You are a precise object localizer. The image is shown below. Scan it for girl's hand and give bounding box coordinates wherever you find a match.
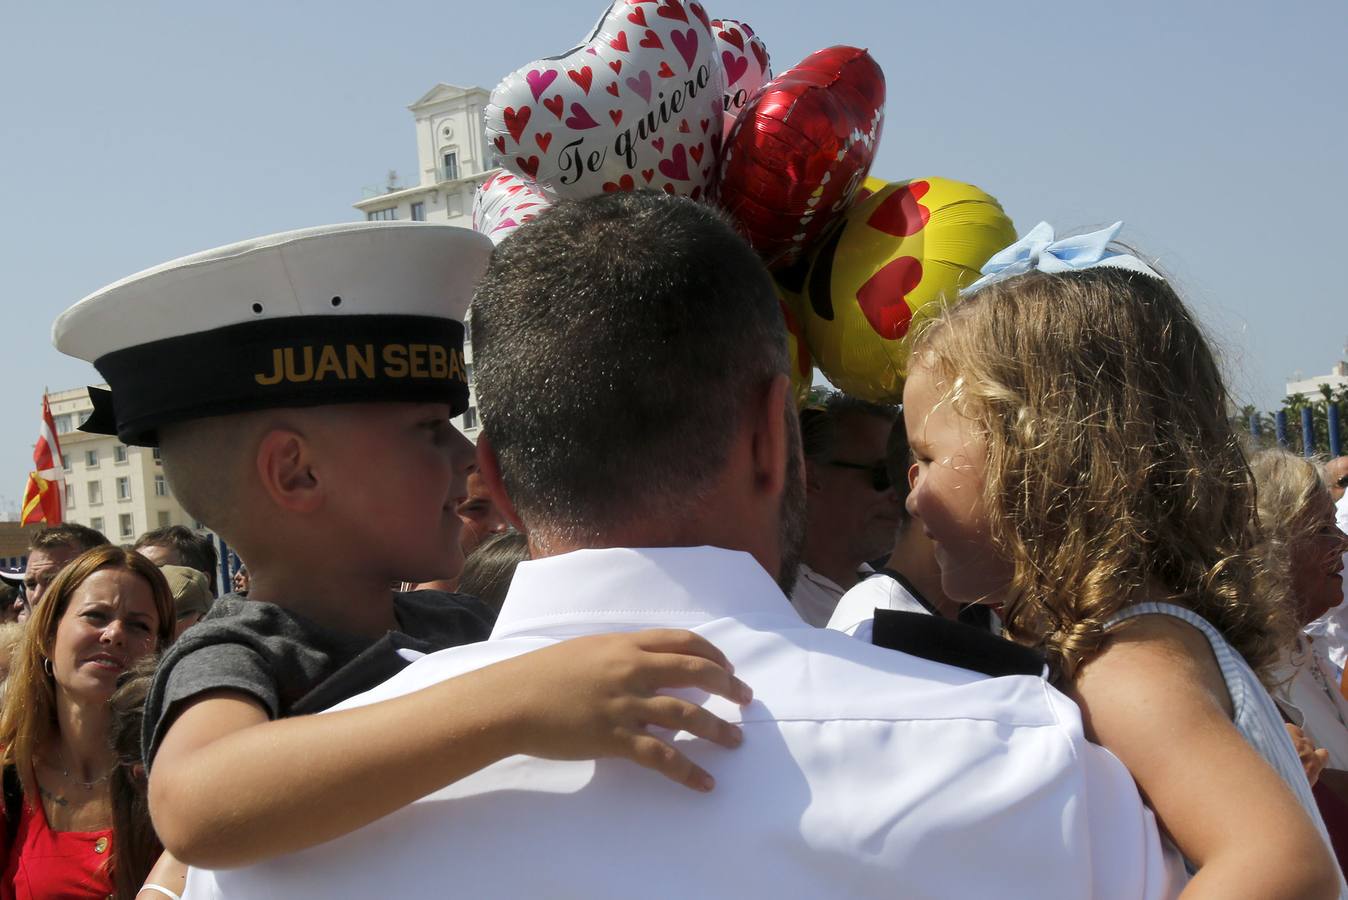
[1285,723,1330,786]
[505,629,753,792]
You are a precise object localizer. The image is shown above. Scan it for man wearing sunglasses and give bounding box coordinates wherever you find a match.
[1,523,109,623]
[791,395,902,626]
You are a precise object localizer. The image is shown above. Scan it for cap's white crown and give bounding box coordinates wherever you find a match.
[54,222,493,362]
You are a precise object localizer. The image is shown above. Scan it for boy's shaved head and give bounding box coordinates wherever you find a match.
[159,412,275,542]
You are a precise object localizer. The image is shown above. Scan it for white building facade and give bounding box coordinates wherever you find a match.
[47,386,201,543]
[1287,361,1348,400]
[353,83,496,440]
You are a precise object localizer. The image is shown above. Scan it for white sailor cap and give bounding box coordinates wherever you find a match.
[53,222,492,446]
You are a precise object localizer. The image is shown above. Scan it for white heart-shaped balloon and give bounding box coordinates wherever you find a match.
[710,19,771,140]
[472,172,553,245]
[484,0,725,202]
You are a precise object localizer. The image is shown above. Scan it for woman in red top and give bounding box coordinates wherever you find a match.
[0,545,173,899]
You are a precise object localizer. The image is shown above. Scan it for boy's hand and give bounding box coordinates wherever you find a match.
[504,629,753,792]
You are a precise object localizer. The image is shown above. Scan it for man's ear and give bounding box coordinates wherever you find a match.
[255,427,322,514]
[476,432,525,533]
[750,374,792,497]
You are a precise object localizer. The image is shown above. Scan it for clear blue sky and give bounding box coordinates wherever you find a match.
[1,0,1344,513]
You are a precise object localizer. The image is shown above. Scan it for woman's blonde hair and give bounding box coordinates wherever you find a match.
[912,267,1292,682]
[0,545,174,800]
[1250,448,1329,613]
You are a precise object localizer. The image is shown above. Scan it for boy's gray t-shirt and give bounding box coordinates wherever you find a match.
[143,590,493,768]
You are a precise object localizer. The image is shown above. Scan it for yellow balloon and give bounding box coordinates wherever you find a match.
[798,177,1016,403]
[777,288,814,409]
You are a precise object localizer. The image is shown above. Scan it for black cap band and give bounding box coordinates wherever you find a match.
[83,314,468,446]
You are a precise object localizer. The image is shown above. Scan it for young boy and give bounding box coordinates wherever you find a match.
[53,222,751,868]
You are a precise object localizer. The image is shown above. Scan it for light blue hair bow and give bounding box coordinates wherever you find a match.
[964,221,1161,293]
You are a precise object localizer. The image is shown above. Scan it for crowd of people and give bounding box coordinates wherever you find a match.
[0,191,1345,897]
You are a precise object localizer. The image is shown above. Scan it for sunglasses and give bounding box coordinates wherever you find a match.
[826,460,892,492]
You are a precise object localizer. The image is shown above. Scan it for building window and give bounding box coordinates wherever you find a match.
[53,414,72,433]
[114,445,128,463]
[87,481,102,505]
[154,475,168,497]
[85,449,99,468]
[410,201,426,222]
[152,447,162,464]
[157,510,171,527]
[466,363,474,384]
[119,513,134,539]
[90,516,104,533]
[65,487,75,509]
[462,407,479,430]
[463,320,472,345]
[63,454,72,472]
[366,207,397,221]
[116,477,131,501]
[442,151,459,182]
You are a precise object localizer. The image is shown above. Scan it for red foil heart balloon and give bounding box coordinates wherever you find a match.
[718,46,885,269]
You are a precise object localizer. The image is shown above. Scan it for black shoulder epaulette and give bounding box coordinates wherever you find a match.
[870,609,1045,678]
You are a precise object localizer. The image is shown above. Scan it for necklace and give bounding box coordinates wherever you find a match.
[42,752,112,791]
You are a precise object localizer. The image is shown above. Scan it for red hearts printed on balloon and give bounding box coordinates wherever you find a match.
[493,135,506,154]
[642,168,655,182]
[503,106,532,143]
[483,0,721,199]
[526,69,558,101]
[717,45,885,268]
[857,256,921,339]
[659,144,690,180]
[473,171,553,245]
[603,174,636,192]
[711,19,771,141]
[751,41,768,74]
[565,103,600,129]
[867,181,931,237]
[689,2,709,31]
[657,0,687,22]
[568,66,594,94]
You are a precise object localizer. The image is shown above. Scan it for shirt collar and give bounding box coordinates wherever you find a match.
[490,546,793,640]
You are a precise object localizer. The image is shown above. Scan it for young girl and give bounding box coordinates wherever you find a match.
[902,223,1344,899]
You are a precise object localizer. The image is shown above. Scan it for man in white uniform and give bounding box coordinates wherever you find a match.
[186,193,1182,899]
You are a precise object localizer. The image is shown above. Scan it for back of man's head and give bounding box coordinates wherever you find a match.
[134,525,220,594]
[473,191,787,542]
[31,522,109,554]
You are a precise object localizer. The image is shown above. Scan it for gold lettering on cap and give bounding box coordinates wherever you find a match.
[314,345,346,381]
[383,344,409,378]
[429,344,448,379]
[255,348,286,386]
[409,343,429,378]
[448,348,466,383]
[347,344,375,380]
[284,346,315,383]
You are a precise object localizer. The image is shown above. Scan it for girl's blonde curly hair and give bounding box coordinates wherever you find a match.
[912,267,1293,683]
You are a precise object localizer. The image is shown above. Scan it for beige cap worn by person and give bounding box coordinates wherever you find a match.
[159,564,213,621]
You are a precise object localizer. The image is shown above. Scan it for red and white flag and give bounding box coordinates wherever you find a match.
[20,395,65,526]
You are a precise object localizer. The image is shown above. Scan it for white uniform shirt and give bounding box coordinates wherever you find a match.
[828,570,932,641]
[185,547,1183,900]
[1305,491,1348,674]
[789,561,871,626]
[1275,634,1348,769]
